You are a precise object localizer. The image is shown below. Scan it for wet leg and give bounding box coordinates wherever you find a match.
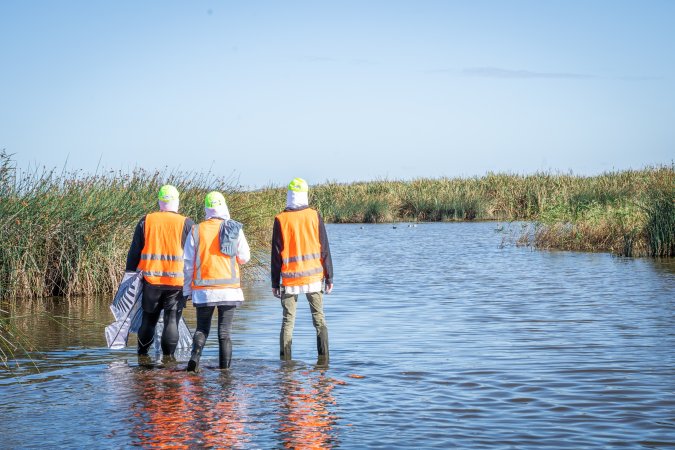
[137,286,162,355]
[307,291,329,361]
[187,306,214,372]
[217,305,236,369]
[280,293,297,360]
[160,290,182,356]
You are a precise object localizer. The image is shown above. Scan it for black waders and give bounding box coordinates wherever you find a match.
[187,331,206,373]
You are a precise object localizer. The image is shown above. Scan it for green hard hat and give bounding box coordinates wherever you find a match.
[288,177,309,193]
[158,185,179,202]
[204,191,226,208]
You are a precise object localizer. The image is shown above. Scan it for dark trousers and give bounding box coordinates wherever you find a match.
[193,305,236,368]
[137,285,184,356]
[195,305,236,341]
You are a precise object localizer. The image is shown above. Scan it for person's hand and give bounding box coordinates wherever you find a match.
[272,288,281,299]
[324,283,333,294]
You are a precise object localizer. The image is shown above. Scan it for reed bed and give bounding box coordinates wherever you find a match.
[0,151,279,300]
[2,150,672,301]
[302,167,672,257]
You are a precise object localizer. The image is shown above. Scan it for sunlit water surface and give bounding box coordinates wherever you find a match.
[2,223,674,448]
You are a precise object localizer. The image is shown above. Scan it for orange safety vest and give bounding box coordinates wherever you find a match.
[276,208,324,287]
[191,219,241,290]
[137,211,186,286]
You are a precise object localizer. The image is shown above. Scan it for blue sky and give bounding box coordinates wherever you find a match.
[1,1,673,188]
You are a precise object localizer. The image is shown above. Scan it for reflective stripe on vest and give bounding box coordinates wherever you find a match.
[191,219,240,290]
[276,208,324,287]
[137,211,186,286]
[140,254,182,261]
[282,253,321,264]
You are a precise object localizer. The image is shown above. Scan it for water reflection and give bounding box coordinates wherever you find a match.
[129,368,192,448]
[125,365,253,448]
[100,358,342,449]
[277,362,340,449]
[187,373,252,448]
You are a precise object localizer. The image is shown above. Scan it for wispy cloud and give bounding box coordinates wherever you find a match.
[462,67,596,79]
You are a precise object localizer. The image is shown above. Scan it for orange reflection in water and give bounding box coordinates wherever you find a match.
[129,369,193,449]
[122,360,339,448]
[278,367,339,449]
[189,374,252,448]
[128,365,251,448]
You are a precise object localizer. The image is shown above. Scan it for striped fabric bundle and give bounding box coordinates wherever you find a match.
[105,272,144,349]
[105,272,192,351]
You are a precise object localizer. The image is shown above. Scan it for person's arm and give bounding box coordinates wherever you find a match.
[181,217,195,248]
[236,229,251,265]
[271,217,283,296]
[125,217,145,271]
[183,226,196,298]
[318,213,333,292]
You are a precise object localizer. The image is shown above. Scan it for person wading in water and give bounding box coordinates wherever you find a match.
[271,178,334,363]
[126,184,194,361]
[184,191,250,372]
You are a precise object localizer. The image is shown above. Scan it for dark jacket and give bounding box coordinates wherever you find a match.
[125,212,194,290]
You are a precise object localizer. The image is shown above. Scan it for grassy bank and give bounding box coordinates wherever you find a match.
[1,150,672,300]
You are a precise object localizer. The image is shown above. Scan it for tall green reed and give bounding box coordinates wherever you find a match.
[642,169,674,257]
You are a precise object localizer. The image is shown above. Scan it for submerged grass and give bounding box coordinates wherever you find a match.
[0,304,38,370]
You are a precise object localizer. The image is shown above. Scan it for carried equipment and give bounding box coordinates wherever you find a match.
[105,272,192,351]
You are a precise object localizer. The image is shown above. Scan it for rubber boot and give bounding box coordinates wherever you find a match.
[280,340,292,361]
[219,338,232,369]
[137,354,152,366]
[161,354,177,368]
[187,331,206,373]
[316,327,329,363]
[137,335,154,356]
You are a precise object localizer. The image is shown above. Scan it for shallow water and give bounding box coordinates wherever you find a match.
[2,222,674,448]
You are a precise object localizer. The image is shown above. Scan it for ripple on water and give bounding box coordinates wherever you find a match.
[2,223,675,448]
